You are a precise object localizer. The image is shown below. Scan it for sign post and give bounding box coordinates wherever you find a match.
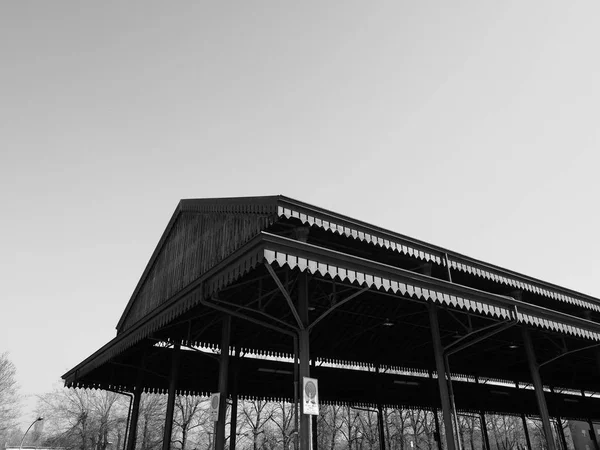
[210,392,220,422]
[302,377,319,416]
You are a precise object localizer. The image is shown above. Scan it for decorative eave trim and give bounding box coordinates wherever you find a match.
[258,233,600,341]
[277,205,444,265]
[276,197,600,312]
[449,259,600,312]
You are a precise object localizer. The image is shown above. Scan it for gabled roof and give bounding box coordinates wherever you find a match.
[64,196,600,412]
[117,195,600,333]
[116,196,282,331]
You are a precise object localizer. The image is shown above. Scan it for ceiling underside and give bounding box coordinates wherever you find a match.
[70,343,600,420]
[66,260,600,420]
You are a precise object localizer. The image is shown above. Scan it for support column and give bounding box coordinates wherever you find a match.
[126,352,146,450]
[444,355,462,450]
[376,366,386,450]
[126,386,142,450]
[125,350,146,450]
[475,377,489,450]
[294,336,300,450]
[555,417,568,450]
[312,411,318,450]
[162,342,181,450]
[515,382,532,450]
[548,388,568,450]
[521,327,556,450]
[433,409,443,450]
[377,404,386,450]
[311,359,318,450]
[521,414,532,450]
[297,272,311,450]
[215,315,232,450]
[429,371,443,450]
[229,346,240,450]
[428,303,456,450]
[479,412,490,450]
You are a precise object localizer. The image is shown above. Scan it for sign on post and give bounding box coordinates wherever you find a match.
[210,393,220,422]
[302,377,319,415]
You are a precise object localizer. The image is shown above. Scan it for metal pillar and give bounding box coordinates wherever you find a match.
[521,327,556,450]
[433,409,443,450]
[514,383,532,450]
[548,388,568,450]
[521,414,532,450]
[555,417,568,450]
[294,336,300,450]
[374,366,385,450]
[298,272,311,450]
[444,355,462,450]
[162,342,181,450]
[429,371,443,450]
[428,303,456,450]
[215,316,232,450]
[312,414,318,450]
[311,358,318,450]
[479,412,490,450]
[126,386,142,450]
[230,347,240,450]
[375,366,386,450]
[377,404,386,450]
[125,352,146,450]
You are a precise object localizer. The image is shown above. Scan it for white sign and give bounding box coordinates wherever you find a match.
[210,393,220,422]
[302,377,319,415]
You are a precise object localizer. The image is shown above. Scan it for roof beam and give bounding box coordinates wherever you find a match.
[265,264,304,330]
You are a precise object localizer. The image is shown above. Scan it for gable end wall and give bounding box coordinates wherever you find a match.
[120,211,274,331]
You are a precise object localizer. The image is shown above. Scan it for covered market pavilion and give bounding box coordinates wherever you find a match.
[63,196,600,450]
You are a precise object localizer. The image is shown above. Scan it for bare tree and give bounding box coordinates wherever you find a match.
[356,409,379,450]
[339,405,362,450]
[172,396,210,450]
[269,401,297,450]
[420,410,439,450]
[318,404,344,450]
[407,409,427,449]
[456,415,480,450]
[139,393,167,450]
[0,352,21,442]
[388,409,409,450]
[240,399,274,450]
[38,387,128,450]
[488,414,523,450]
[527,418,574,450]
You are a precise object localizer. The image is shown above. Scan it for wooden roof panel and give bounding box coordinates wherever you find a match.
[116,195,600,336]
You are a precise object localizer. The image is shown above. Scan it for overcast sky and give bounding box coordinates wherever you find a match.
[2,1,600,426]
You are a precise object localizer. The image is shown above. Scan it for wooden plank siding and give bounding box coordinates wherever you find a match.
[120,211,274,331]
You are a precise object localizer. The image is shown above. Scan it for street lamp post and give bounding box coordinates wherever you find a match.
[19,417,44,449]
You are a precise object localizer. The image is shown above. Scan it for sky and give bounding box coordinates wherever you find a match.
[1,1,600,427]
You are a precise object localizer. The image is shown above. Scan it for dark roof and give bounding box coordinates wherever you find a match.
[63,195,600,419]
[117,195,600,332]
